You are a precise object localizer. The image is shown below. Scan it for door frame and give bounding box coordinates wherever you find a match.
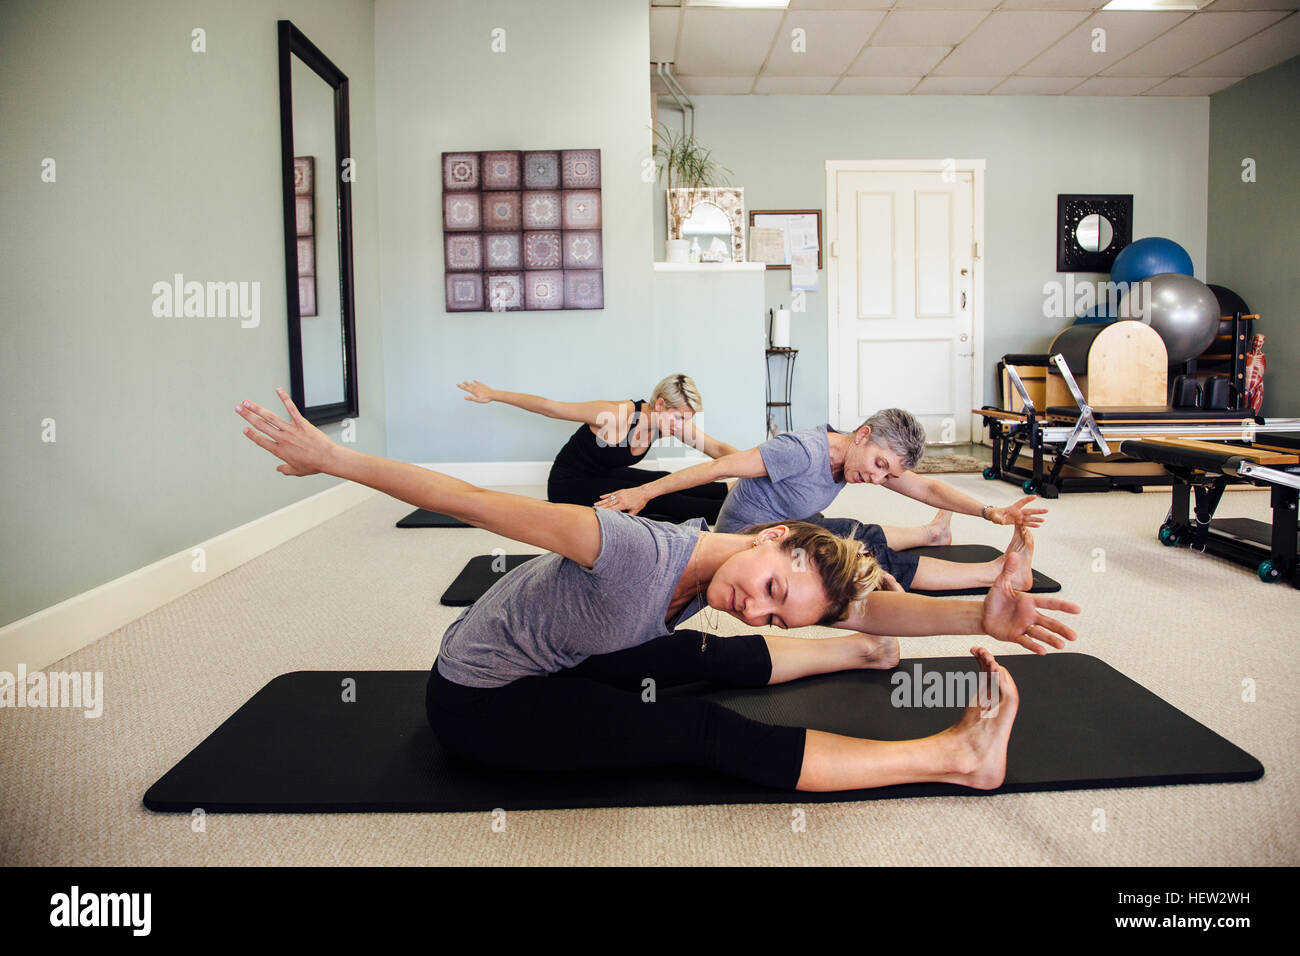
[825,159,986,443]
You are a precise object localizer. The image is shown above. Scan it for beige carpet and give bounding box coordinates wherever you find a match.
[2,475,1297,866]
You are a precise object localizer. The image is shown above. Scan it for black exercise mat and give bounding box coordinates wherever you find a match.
[397,509,470,528]
[440,554,540,606]
[439,545,1060,606]
[907,544,1061,596]
[142,655,1263,813]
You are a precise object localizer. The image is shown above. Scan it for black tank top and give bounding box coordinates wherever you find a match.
[551,400,654,476]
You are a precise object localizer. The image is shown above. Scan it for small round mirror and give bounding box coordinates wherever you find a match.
[1076,213,1114,253]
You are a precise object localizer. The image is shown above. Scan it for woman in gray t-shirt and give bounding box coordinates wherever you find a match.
[237,389,1079,794]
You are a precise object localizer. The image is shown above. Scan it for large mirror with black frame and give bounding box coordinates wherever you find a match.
[277,20,358,425]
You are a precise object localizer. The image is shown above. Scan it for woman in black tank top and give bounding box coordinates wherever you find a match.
[456,374,736,523]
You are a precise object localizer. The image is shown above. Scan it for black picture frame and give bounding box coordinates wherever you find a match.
[1056,194,1132,273]
[277,20,359,426]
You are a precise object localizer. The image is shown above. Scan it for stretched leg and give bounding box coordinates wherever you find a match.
[427,647,1017,793]
[910,526,1034,592]
[880,510,952,550]
[795,647,1018,792]
[557,629,899,694]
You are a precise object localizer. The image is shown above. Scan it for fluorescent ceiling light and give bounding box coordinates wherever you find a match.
[686,1,790,9]
[1102,0,1215,10]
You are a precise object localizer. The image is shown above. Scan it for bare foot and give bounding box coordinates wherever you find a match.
[926,510,953,546]
[1000,526,1035,590]
[938,647,1019,790]
[855,633,900,670]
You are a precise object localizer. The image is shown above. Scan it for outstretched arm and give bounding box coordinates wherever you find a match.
[457,380,619,428]
[595,447,768,515]
[836,552,1079,654]
[237,389,602,567]
[883,471,1047,528]
[678,420,741,459]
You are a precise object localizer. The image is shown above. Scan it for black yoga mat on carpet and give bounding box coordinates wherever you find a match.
[142,655,1262,813]
[439,545,1061,606]
[397,509,470,528]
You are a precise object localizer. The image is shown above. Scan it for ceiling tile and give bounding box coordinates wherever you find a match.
[992,75,1087,93]
[913,75,1003,93]
[753,75,841,93]
[833,75,923,92]
[1184,11,1300,74]
[1102,11,1289,75]
[848,44,952,74]
[931,11,1092,75]
[675,8,785,74]
[650,8,680,63]
[1068,75,1162,94]
[671,75,758,95]
[895,0,1000,8]
[998,0,1106,8]
[1019,12,1189,75]
[870,10,988,45]
[788,0,894,8]
[763,11,886,74]
[1143,76,1244,94]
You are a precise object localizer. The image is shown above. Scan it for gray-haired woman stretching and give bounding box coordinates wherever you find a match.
[236,388,1079,793]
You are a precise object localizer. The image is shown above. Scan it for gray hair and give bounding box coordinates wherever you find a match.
[859,408,926,470]
[651,374,703,413]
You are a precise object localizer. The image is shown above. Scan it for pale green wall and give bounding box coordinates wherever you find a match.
[0,0,386,626]
[1208,55,1300,419]
[374,0,769,462]
[655,95,1211,429]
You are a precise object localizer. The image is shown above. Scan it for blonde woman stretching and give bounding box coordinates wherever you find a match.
[236,388,1080,793]
[458,373,737,523]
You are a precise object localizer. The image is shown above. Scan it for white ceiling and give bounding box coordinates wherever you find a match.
[649,0,1300,95]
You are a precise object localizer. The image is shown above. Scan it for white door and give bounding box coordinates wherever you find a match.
[828,165,980,443]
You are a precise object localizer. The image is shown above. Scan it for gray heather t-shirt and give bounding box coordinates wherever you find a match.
[435,509,708,688]
[713,425,844,533]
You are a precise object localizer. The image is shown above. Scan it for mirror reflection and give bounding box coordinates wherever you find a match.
[291,54,345,408]
[1076,213,1114,253]
[681,201,732,263]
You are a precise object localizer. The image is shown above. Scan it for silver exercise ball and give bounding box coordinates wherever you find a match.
[1117,272,1220,365]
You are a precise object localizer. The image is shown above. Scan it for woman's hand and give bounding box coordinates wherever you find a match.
[979,552,1079,654]
[236,387,339,477]
[987,495,1048,528]
[457,380,496,404]
[595,487,648,516]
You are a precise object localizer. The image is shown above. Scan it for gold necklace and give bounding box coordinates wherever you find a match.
[692,538,718,651]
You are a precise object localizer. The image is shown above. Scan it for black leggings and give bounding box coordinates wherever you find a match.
[426,631,807,790]
[547,466,730,524]
[805,515,921,590]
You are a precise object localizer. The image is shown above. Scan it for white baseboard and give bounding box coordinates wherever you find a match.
[0,480,375,675]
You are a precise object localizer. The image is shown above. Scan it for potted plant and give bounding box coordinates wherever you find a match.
[653,124,731,262]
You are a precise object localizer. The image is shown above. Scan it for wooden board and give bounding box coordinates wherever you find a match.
[1140,437,1299,466]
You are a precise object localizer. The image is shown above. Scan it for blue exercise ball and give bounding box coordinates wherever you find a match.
[1074,303,1118,325]
[1111,237,1194,289]
[1117,272,1220,364]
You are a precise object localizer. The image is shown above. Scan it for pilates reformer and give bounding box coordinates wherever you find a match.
[1119,435,1300,588]
[977,354,1300,499]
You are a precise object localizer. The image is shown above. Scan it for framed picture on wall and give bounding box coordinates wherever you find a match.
[748,209,822,270]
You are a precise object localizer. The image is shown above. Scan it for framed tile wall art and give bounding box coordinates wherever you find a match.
[442,149,603,312]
